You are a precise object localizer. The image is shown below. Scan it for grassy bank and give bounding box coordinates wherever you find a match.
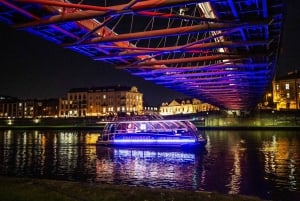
[0,176,265,201]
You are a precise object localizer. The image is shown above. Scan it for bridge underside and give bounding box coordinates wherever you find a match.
[0,0,284,110]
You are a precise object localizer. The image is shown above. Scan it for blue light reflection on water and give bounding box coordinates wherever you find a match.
[0,129,299,201]
[95,146,205,189]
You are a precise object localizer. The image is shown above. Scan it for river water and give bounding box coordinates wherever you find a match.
[0,129,299,201]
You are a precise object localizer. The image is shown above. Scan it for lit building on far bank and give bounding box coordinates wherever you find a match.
[0,96,58,118]
[0,96,21,118]
[159,98,219,116]
[273,71,300,110]
[143,105,159,114]
[59,86,143,117]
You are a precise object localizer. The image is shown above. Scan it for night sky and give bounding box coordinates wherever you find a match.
[0,23,187,105]
[277,0,300,76]
[0,1,300,105]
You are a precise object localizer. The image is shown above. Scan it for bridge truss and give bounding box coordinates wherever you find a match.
[0,0,284,110]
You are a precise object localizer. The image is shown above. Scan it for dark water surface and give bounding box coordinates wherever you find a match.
[0,129,299,201]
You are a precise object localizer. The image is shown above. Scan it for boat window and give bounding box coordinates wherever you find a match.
[151,122,164,130]
[109,124,115,133]
[140,123,146,131]
[116,123,128,133]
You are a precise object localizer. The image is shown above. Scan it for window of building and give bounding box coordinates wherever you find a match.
[285,83,290,90]
[287,92,290,98]
[103,94,106,99]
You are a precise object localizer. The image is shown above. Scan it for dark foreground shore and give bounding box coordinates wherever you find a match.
[0,176,265,201]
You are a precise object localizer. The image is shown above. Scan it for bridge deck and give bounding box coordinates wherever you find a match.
[0,0,284,110]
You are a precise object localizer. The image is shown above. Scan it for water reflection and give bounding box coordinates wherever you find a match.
[0,129,300,201]
[202,130,300,200]
[95,147,206,189]
[0,130,98,181]
[260,133,300,192]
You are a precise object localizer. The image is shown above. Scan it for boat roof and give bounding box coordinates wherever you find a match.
[101,119,192,124]
[97,114,193,124]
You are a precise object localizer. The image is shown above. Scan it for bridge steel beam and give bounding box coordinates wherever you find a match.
[82,21,268,44]
[14,0,205,28]
[93,40,268,61]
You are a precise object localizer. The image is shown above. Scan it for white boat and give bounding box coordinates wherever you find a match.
[96,114,207,149]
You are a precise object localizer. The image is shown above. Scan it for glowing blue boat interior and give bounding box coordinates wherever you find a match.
[97,115,206,147]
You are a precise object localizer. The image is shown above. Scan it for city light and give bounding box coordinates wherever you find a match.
[6,119,13,125]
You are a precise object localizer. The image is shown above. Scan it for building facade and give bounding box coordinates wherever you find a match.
[273,72,300,110]
[159,98,219,116]
[0,96,58,118]
[0,96,22,118]
[59,86,143,117]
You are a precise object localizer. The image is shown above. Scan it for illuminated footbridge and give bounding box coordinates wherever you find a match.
[0,0,284,110]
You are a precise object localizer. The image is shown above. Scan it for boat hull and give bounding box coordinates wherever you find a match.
[96,133,206,149]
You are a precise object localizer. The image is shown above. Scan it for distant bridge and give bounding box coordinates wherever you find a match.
[0,0,284,110]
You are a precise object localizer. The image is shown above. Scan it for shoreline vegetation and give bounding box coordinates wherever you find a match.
[0,176,265,201]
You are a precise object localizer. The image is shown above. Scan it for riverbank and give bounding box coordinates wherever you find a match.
[0,113,300,130]
[1,124,299,130]
[1,125,300,131]
[0,125,104,130]
[0,176,265,201]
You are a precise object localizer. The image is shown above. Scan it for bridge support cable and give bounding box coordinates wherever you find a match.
[14,0,206,28]
[93,40,268,61]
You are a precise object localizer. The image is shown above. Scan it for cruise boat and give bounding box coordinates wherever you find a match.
[96,114,207,149]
